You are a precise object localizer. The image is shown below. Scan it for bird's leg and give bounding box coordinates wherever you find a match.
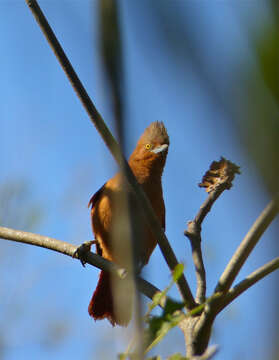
[73,240,97,267]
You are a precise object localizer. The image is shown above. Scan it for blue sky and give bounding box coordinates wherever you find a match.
[0,1,278,359]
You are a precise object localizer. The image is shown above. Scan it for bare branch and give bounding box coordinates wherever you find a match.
[215,193,279,294]
[218,257,279,311]
[0,225,76,256]
[25,0,195,310]
[185,158,240,303]
[192,345,219,360]
[0,225,162,304]
[185,221,206,304]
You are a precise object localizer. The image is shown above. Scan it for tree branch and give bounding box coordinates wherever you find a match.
[192,345,219,360]
[218,257,279,311]
[185,221,206,304]
[25,0,195,310]
[0,225,162,304]
[185,158,240,304]
[185,188,224,303]
[215,193,279,294]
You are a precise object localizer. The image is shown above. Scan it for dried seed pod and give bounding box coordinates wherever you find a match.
[199,157,240,193]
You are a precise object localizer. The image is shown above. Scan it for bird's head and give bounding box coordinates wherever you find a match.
[129,122,169,178]
[140,121,169,153]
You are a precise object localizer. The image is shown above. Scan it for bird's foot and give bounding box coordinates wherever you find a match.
[73,240,96,267]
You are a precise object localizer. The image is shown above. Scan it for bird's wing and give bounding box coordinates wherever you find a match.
[88,183,106,209]
[88,183,107,256]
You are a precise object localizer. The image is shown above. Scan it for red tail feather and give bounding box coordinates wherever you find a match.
[88,270,131,326]
[88,271,116,326]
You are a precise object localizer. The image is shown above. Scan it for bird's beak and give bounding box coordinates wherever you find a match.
[151,144,169,154]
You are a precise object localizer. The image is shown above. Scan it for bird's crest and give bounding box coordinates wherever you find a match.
[140,121,169,146]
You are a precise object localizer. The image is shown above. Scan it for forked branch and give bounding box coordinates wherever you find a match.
[215,193,279,294]
[219,256,279,311]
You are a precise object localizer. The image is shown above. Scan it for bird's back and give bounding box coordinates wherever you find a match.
[90,171,165,266]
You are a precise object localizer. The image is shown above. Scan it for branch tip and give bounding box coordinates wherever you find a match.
[199,157,240,193]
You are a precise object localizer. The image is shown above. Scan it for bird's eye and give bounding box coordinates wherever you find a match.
[145,143,151,150]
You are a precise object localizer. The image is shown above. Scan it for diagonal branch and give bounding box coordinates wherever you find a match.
[25,0,195,309]
[215,193,279,294]
[218,257,279,311]
[25,0,195,310]
[0,225,161,304]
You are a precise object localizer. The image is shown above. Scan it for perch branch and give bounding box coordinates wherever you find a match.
[0,225,162,304]
[218,257,279,311]
[25,0,195,310]
[215,193,279,294]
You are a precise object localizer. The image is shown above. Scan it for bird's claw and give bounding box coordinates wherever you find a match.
[73,240,96,267]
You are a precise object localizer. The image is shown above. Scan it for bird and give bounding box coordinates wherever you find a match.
[87,121,169,326]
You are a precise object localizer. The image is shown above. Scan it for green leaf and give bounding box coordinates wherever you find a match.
[163,299,185,317]
[146,287,171,316]
[146,356,162,360]
[145,321,173,354]
[148,291,166,313]
[146,316,165,339]
[167,353,188,360]
[118,353,144,360]
[145,313,185,354]
[118,354,127,360]
[146,263,185,317]
[172,264,184,283]
[145,300,209,355]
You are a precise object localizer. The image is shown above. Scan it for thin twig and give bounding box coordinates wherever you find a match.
[185,221,206,304]
[0,225,162,304]
[218,257,279,311]
[194,187,226,228]
[25,0,195,310]
[185,158,240,304]
[215,194,279,294]
[185,187,225,303]
[192,345,219,360]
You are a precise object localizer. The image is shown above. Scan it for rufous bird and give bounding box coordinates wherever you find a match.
[88,121,169,326]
